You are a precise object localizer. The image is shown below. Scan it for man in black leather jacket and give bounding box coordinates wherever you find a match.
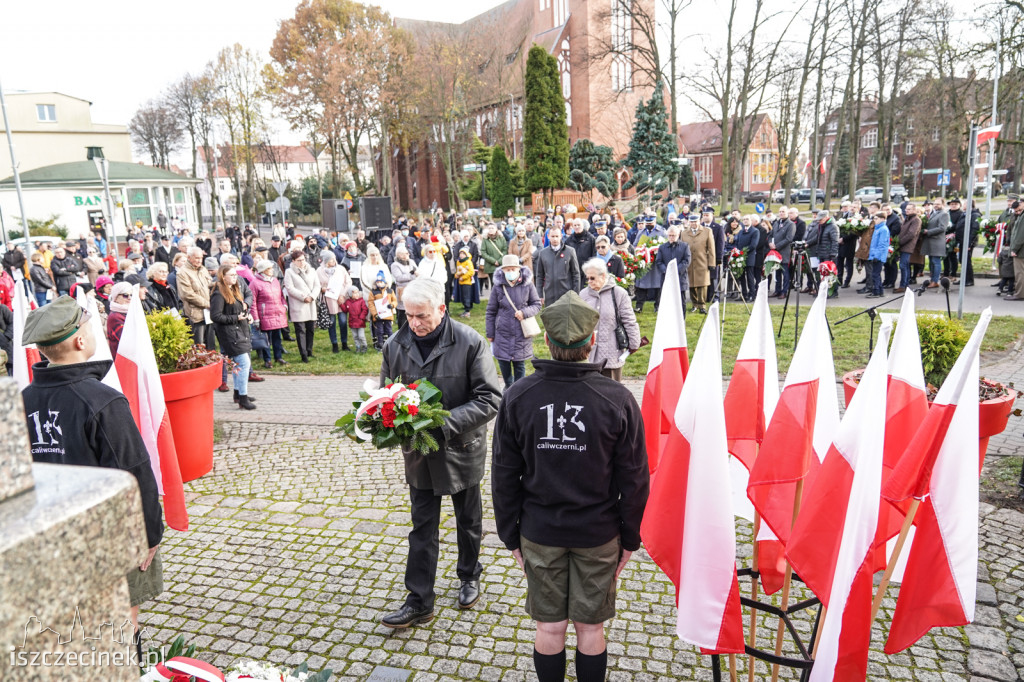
[379,278,502,628]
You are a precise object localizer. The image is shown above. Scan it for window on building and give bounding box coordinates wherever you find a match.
[610,0,633,92]
[539,0,550,9]
[760,132,768,147]
[907,117,914,130]
[905,139,914,155]
[553,0,567,25]
[127,187,153,226]
[825,141,834,156]
[891,154,899,171]
[36,104,56,122]
[932,127,940,142]
[282,163,288,171]
[892,130,899,146]
[904,164,914,177]
[558,38,572,125]
[862,128,877,148]
[828,120,837,132]
[506,47,520,65]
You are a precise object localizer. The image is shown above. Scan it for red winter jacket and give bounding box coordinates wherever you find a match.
[249,274,289,331]
[342,296,368,329]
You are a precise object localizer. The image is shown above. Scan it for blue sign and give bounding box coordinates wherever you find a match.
[938,171,950,186]
[345,199,353,209]
[755,202,765,214]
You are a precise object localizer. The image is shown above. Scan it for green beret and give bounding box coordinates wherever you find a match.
[539,291,599,349]
[22,296,86,346]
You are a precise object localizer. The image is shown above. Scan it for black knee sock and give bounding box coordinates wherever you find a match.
[533,649,566,682]
[575,649,607,682]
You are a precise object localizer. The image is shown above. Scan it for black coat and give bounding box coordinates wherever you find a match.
[149,281,182,312]
[209,289,252,356]
[380,316,502,496]
[50,255,82,291]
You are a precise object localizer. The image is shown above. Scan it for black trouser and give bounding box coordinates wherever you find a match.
[293,320,315,359]
[405,484,483,610]
[741,266,756,300]
[190,320,216,350]
[709,265,720,300]
[944,252,959,277]
[882,261,898,288]
[396,309,407,331]
[960,244,975,284]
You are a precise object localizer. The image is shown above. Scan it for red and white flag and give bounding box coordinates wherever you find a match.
[747,288,839,592]
[640,303,744,654]
[819,158,827,174]
[12,283,41,390]
[76,288,122,391]
[787,323,891,681]
[641,258,688,474]
[113,288,189,532]
[874,293,930,570]
[882,308,992,654]
[976,124,1002,146]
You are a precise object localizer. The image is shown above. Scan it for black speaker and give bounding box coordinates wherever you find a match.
[359,197,393,231]
[321,199,349,233]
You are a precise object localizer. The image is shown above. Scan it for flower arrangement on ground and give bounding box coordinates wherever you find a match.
[819,260,838,296]
[335,378,450,453]
[762,249,783,279]
[142,655,332,682]
[980,219,1008,255]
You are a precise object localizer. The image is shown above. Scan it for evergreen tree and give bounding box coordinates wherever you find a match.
[569,139,618,197]
[623,81,678,197]
[677,164,694,194]
[524,45,569,203]
[862,151,884,187]
[489,146,515,217]
[833,134,852,194]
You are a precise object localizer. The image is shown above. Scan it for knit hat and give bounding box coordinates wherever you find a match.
[539,291,599,349]
[255,260,274,274]
[95,275,114,291]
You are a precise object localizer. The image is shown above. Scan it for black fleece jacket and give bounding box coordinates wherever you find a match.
[21,360,164,548]
[491,359,649,551]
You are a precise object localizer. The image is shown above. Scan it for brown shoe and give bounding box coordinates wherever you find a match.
[217,382,230,392]
[926,282,939,289]
[893,287,906,293]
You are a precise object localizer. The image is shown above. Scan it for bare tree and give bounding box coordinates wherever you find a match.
[214,43,267,223]
[128,100,182,169]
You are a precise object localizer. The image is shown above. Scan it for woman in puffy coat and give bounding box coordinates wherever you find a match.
[317,252,352,353]
[250,259,288,368]
[579,258,641,383]
[210,264,255,409]
[283,248,321,363]
[390,244,417,330]
[485,254,541,388]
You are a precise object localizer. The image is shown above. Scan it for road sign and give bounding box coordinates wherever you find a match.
[922,168,943,175]
[755,202,765,214]
[462,163,486,173]
[938,170,950,186]
[344,191,353,201]
[272,181,288,197]
[993,170,1009,176]
[266,196,292,214]
[345,199,353,209]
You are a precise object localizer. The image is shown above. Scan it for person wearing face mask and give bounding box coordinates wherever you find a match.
[485,255,541,388]
[341,241,366,290]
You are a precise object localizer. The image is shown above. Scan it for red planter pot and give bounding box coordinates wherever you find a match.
[160,360,222,483]
[842,369,1016,470]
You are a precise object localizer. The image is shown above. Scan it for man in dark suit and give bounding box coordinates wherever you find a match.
[154,235,179,266]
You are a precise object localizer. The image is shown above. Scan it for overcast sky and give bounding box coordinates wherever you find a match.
[1,0,506,141]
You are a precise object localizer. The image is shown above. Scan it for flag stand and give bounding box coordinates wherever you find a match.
[869,498,921,622]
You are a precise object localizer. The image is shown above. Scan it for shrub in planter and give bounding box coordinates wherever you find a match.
[916,314,971,390]
[146,310,195,374]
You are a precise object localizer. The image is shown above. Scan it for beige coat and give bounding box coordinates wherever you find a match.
[177,262,212,323]
[317,264,351,315]
[681,225,715,288]
[507,237,535,271]
[284,263,321,322]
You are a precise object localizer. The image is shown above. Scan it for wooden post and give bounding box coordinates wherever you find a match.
[869,499,921,623]
[729,654,738,682]
[770,480,805,682]
[811,606,827,658]
[747,512,762,682]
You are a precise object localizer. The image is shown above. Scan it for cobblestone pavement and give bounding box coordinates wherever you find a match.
[141,347,1024,680]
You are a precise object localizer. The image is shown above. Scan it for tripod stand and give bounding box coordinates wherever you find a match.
[715,262,751,332]
[778,248,834,346]
[833,292,905,355]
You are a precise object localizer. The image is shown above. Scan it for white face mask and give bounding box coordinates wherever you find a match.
[504,268,521,283]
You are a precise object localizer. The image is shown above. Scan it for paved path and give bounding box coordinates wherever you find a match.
[141,348,1024,680]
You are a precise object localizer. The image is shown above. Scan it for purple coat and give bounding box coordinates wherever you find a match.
[485,267,542,362]
[249,274,288,331]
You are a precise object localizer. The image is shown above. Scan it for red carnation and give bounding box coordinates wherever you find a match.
[366,404,378,417]
[409,383,418,389]
[381,401,397,428]
[408,405,419,416]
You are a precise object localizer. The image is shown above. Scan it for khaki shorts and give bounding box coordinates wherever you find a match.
[521,535,621,624]
[127,550,164,607]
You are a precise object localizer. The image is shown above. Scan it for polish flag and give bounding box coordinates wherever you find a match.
[976,124,1002,146]
[874,293,929,569]
[723,280,778,573]
[113,287,189,532]
[819,158,827,174]
[75,288,122,391]
[882,308,992,654]
[746,288,839,585]
[786,323,891,681]
[641,259,688,474]
[640,303,744,654]
[12,283,41,390]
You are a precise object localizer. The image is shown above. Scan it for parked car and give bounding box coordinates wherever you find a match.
[794,188,826,203]
[890,184,908,202]
[772,189,786,203]
[841,187,885,203]
[743,191,770,203]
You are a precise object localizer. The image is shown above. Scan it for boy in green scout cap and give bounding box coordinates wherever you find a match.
[21,295,164,657]
[491,291,650,682]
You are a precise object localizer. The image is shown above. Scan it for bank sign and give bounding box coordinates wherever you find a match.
[73,195,102,206]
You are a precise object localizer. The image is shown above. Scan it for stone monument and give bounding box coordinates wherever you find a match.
[0,378,148,680]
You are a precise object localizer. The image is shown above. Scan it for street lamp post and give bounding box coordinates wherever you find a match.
[0,77,32,256]
[90,149,120,257]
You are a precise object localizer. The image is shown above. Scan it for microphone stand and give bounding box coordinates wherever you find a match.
[833,293,906,355]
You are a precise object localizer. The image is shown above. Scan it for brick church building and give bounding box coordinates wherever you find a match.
[390,0,656,212]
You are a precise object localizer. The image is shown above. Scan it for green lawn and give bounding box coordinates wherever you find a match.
[258,300,1024,380]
